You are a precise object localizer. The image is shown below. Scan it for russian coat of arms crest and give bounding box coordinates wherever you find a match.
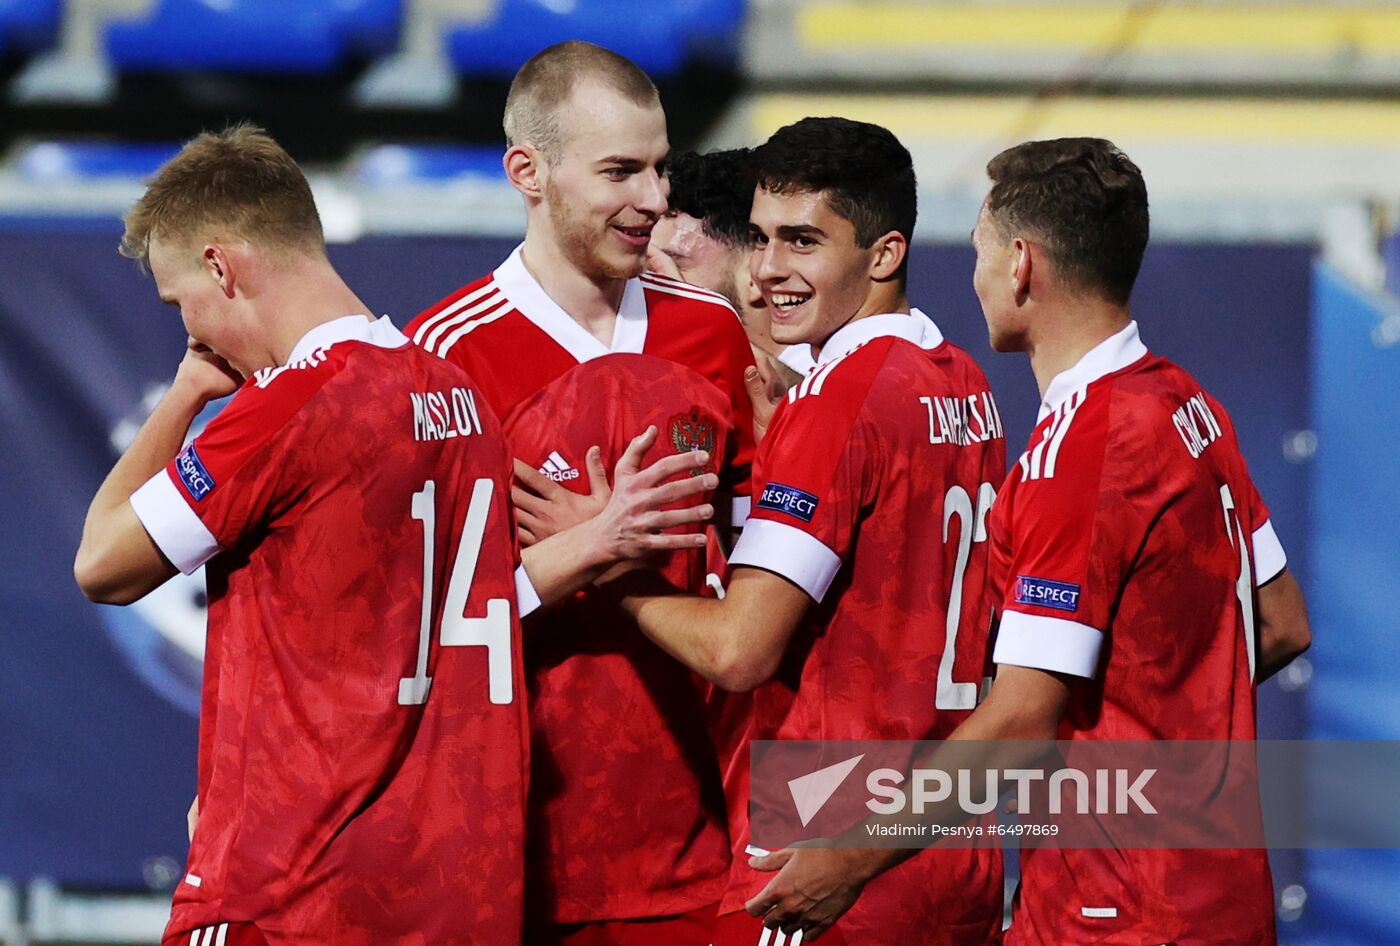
[669,406,717,475]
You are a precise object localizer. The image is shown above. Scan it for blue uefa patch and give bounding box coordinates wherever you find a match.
[175,443,216,501]
[757,482,820,523]
[1015,575,1081,613]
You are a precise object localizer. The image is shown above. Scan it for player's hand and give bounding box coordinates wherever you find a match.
[745,847,882,941]
[173,338,243,403]
[587,426,718,563]
[513,447,609,546]
[186,795,199,842]
[646,244,683,281]
[745,357,787,444]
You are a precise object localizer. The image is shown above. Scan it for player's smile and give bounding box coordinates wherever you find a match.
[610,221,654,249]
[764,287,814,324]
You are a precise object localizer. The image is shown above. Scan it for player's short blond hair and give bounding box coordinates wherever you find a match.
[119,124,324,269]
[503,41,659,161]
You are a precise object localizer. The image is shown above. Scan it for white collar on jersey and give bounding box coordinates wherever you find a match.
[777,342,817,375]
[285,314,407,365]
[816,308,945,365]
[1038,320,1149,422]
[492,243,648,363]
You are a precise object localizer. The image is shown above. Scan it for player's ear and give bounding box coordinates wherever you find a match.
[1012,236,1033,304]
[202,244,237,299]
[869,230,908,283]
[505,145,545,200]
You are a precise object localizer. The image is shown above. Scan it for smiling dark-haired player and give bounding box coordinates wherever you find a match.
[600,116,1007,945]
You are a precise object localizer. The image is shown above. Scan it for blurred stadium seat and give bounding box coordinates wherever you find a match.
[0,0,62,58]
[14,139,179,181]
[447,0,742,78]
[352,142,505,185]
[105,0,403,73]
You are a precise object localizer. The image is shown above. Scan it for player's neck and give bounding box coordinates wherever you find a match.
[262,262,374,369]
[1026,302,1132,399]
[810,288,910,361]
[520,234,627,345]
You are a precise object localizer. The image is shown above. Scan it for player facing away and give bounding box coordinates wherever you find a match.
[601,117,1007,945]
[74,127,530,945]
[748,138,1313,944]
[405,42,757,945]
[648,147,815,393]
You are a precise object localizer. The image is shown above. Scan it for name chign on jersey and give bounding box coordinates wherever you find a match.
[410,387,485,442]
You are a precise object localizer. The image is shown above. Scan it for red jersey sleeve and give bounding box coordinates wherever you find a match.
[727,346,881,602]
[130,366,332,574]
[707,307,757,527]
[991,389,1147,679]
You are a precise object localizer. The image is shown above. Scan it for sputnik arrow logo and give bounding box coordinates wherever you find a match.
[788,754,865,827]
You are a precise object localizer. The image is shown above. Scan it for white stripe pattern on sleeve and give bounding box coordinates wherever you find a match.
[1019,386,1087,481]
[413,283,498,348]
[789,347,861,403]
[188,925,228,946]
[414,286,512,358]
[431,293,512,359]
[639,273,739,314]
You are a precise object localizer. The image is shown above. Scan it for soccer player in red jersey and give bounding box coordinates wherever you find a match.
[601,117,1008,946]
[748,138,1313,944]
[73,127,530,946]
[406,42,757,945]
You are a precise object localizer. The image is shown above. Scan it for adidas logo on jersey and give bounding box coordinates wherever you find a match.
[539,451,580,482]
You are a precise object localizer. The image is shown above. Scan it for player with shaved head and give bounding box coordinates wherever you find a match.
[408,41,758,946]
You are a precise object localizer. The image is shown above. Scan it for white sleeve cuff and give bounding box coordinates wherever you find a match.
[1252,519,1287,584]
[514,564,541,618]
[731,495,751,528]
[728,518,842,603]
[129,469,220,575]
[993,609,1104,679]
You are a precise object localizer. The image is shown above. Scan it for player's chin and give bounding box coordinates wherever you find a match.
[605,248,648,280]
[987,326,1027,354]
[768,317,813,348]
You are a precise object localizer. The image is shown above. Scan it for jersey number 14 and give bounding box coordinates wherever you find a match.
[399,478,514,706]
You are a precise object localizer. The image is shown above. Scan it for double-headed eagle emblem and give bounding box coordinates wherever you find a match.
[669,406,717,476]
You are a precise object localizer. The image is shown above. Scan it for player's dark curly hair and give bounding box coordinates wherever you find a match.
[666,148,756,247]
[985,137,1149,306]
[751,117,917,283]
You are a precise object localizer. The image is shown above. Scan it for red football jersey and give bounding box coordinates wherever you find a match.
[407,248,757,923]
[989,322,1285,945]
[724,312,1007,944]
[130,316,529,946]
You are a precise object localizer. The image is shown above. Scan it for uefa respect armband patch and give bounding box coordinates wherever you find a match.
[757,482,819,523]
[1015,575,1081,612]
[175,443,217,502]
